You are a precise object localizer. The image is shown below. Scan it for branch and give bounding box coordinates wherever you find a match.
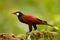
[0,31,57,40]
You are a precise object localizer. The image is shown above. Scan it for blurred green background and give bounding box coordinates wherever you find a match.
[0,0,60,40]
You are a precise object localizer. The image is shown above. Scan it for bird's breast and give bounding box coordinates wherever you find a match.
[18,17,27,24]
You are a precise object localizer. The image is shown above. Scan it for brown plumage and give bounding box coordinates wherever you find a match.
[12,11,54,32]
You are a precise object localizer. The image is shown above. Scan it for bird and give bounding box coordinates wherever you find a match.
[12,11,59,32]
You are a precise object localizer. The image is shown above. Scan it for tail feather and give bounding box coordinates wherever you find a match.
[39,20,59,30]
[40,21,48,25]
[47,24,59,30]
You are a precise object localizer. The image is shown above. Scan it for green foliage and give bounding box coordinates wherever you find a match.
[0,0,60,40]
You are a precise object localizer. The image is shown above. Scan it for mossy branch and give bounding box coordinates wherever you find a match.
[0,31,57,40]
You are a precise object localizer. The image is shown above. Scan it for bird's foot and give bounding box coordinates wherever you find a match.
[32,30,38,33]
[26,32,30,36]
[26,32,31,40]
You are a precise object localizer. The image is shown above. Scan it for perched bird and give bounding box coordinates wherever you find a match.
[12,11,59,32]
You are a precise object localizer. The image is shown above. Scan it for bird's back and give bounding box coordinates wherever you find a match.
[18,15,47,24]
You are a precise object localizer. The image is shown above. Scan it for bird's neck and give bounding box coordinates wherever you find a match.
[18,14,24,18]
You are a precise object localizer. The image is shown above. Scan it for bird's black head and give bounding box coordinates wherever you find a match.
[13,11,24,16]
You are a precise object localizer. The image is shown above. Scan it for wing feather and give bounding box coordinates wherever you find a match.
[21,15,41,24]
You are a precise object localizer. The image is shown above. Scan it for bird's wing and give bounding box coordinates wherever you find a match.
[21,15,42,24]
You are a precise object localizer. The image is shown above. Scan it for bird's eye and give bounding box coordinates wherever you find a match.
[16,13,19,15]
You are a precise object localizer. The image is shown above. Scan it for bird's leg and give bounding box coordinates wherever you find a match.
[33,24,37,31]
[26,24,32,39]
[26,24,32,35]
[28,24,32,32]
